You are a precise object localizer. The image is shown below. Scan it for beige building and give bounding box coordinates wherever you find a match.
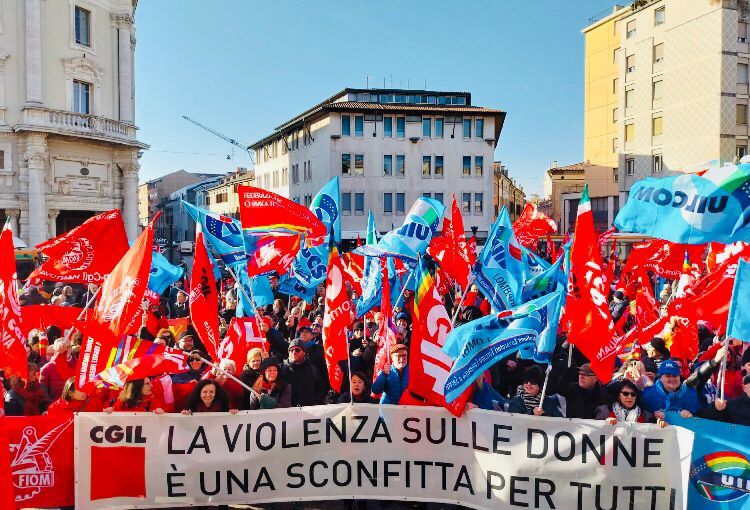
[205,167,255,219]
[545,162,585,234]
[0,0,147,245]
[492,162,525,222]
[138,169,222,227]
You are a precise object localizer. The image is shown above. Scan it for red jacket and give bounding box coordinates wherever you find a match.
[40,355,75,401]
[46,397,104,418]
[112,393,167,413]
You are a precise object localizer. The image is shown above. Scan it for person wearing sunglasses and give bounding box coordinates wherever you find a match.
[280,339,326,406]
[596,379,664,427]
[371,344,410,405]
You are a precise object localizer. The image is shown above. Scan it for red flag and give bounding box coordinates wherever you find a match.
[246,233,301,277]
[450,196,475,288]
[598,225,616,247]
[167,317,190,339]
[92,343,189,389]
[237,186,327,246]
[566,187,617,384]
[373,260,397,382]
[27,210,129,285]
[512,202,558,249]
[341,251,363,294]
[634,270,660,344]
[0,221,28,381]
[546,234,558,263]
[322,248,350,392]
[2,415,75,509]
[19,305,81,338]
[189,223,220,360]
[217,317,267,370]
[621,240,705,280]
[404,270,471,416]
[93,217,155,337]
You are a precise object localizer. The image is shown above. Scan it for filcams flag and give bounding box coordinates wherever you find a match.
[93,216,155,338]
[27,209,129,285]
[355,197,444,261]
[566,185,617,383]
[442,290,563,403]
[0,220,28,380]
[726,257,750,342]
[189,223,220,360]
[614,162,750,244]
[321,247,350,392]
[512,202,558,250]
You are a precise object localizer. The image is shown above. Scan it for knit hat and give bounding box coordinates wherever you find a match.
[522,365,544,386]
[288,339,305,351]
[260,356,280,373]
[395,311,411,324]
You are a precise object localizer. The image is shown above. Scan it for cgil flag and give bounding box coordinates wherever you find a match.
[0,220,28,381]
[321,247,350,392]
[726,257,750,342]
[442,290,563,403]
[614,162,750,244]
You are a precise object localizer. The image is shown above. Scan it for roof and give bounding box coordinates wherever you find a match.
[547,162,586,175]
[324,102,503,115]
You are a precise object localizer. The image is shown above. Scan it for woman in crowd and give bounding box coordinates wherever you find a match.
[107,377,166,414]
[153,328,175,347]
[11,363,49,416]
[211,359,244,409]
[508,366,563,417]
[40,338,75,402]
[181,379,238,415]
[27,335,43,366]
[249,357,291,410]
[337,372,377,404]
[595,379,663,426]
[46,377,105,417]
[171,350,208,384]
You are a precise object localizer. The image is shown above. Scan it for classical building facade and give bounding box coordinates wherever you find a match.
[0,0,146,245]
[249,88,506,240]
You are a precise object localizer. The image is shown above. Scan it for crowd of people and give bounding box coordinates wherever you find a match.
[2,259,749,430]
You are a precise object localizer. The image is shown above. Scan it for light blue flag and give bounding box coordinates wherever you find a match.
[356,211,382,317]
[355,197,445,261]
[472,207,528,312]
[727,257,750,342]
[442,290,563,403]
[523,248,550,278]
[521,246,568,302]
[183,201,252,268]
[614,162,750,244]
[148,252,184,295]
[668,414,750,510]
[236,267,274,318]
[277,177,340,301]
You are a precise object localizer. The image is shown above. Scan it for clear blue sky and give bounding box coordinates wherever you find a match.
[135,0,619,196]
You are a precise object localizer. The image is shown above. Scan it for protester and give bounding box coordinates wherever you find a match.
[698,374,750,425]
[10,363,48,416]
[337,372,377,404]
[372,344,410,405]
[107,377,166,413]
[40,338,75,401]
[557,363,612,419]
[249,357,291,409]
[507,366,563,417]
[46,377,105,417]
[172,350,208,384]
[280,339,326,406]
[595,379,662,426]
[170,291,190,318]
[211,359,244,409]
[469,374,508,411]
[180,379,238,414]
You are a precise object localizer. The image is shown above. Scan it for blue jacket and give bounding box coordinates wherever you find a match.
[473,384,508,411]
[371,366,409,405]
[642,380,701,414]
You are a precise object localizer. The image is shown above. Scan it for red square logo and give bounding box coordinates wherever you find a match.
[90,446,146,501]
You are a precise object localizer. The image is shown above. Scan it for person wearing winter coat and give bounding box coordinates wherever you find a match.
[249,357,292,410]
[371,344,410,405]
[595,379,662,426]
[507,366,563,417]
[698,374,750,426]
[280,339,326,406]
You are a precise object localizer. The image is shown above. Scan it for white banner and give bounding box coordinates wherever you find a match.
[75,404,694,510]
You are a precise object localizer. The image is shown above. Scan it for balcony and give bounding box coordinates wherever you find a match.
[16,106,147,148]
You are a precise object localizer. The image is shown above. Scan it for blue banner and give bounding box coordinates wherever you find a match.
[183,201,249,268]
[355,211,381,317]
[236,267,274,317]
[472,207,527,312]
[442,290,563,402]
[727,258,750,342]
[614,163,750,244]
[148,252,183,295]
[669,414,750,510]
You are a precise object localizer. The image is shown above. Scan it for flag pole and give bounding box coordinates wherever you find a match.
[392,263,415,310]
[567,342,573,368]
[62,285,103,342]
[196,355,259,397]
[450,274,475,327]
[538,364,553,403]
[718,335,730,401]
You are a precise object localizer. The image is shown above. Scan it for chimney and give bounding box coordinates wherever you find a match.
[551,161,558,169]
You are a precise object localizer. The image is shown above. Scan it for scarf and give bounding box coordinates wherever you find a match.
[611,401,641,422]
[517,386,541,412]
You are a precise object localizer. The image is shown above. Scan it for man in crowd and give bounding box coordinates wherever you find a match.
[170,291,190,319]
[558,363,612,419]
[281,338,326,406]
[372,344,410,405]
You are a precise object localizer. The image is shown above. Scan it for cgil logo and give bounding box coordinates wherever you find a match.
[633,187,728,214]
[90,425,147,444]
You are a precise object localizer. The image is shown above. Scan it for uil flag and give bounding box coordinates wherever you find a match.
[726,257,750,342]
[0,220,27,381]
[566,185,617,383]
[189,223,220,360]
[512,202,558,250]
[322,247,350,392]
[93,217,155,338]
[27,209,129,285]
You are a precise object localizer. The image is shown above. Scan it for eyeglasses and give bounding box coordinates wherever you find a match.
[620,391,637,397]
[289,347,303,354]
[392,354,407,360]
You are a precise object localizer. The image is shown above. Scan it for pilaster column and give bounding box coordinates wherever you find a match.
[24,0,43,105]
[118,157,139,241]
[47,208,59,238]
[24,133,48,245]
[111,13,135,123]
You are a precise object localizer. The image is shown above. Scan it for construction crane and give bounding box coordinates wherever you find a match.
[182,115,254,163]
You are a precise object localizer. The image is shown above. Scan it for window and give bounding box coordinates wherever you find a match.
[422,192,431,198]
[626,54,636,73]
[653,154,663,173]
[613,48,619,64]
[626,20,636,39]
[740,64,749,85]
[475,119,484,138]
[422,118,431,137]
[422,156,431,177]
[355,193,364,214]
[463,119,471,138]
[384,117,393,137]
[355,116,364,137]
[341,154,351,176]
[475,156,484,176]
[435,118,444,138]
[396,193,405,214]
[342,193,352,214]
[383,155,393,177]
[653,79,663,100]
[655,7,665,26]
[342,115,351,136]
[396,155,405,177]
[73,80,90,114]
[474,193,483,214]
[652,116,663,136]
[435,156,444,177]
[612,108,618,123]
[626,158,635,176]
[383,193,393,214]
[462,156,471,176]
[653,43,664,63]
[434,192,443,204]
[739,104,748,125]
[613,167,619,183]
[612,138,618,153]
[741,22,748,43]
[354,154,364,176]
[462,193,471,213]
[625,123,635,142]
[396,117,405,137]
[737,145,748,160]
[74,6,91,47]
[625,86,634,107]
[613,78,619,93]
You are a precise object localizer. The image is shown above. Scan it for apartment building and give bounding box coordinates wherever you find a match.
[204,167,255,218]
[493,162,525,222]
[249,88,506,240]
